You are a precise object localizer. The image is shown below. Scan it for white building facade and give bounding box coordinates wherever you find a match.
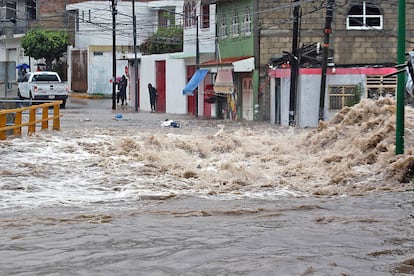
[66,0,217,115]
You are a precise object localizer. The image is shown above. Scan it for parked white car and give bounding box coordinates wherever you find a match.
[18,71,68,108]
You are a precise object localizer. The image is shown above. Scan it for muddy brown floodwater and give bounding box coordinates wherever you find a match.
[1,97,414,275]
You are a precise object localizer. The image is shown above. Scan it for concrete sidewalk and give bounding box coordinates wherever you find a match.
[68,92,111,99]
[0,88,110,100]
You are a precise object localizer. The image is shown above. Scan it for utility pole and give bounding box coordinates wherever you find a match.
[195,14,200,117]
[396,0,406,154]
[132,0,139,112]
[111,0,117,110]
[289,0,300,126]
[319,0,334,121]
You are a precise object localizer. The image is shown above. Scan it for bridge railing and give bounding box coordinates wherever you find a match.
[0,100,62,140]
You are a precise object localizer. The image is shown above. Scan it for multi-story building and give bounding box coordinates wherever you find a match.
[65,0,198,114]
[200,0,258,121]
[0,0,85,96]
[198,1,412,125]
[259,1,414,126]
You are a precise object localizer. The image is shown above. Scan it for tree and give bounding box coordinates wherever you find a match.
[21,30,69,68]
[139,26,183,54]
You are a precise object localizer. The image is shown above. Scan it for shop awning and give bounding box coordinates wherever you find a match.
[233,57,255,72]
[183,69,209,95]
[200,56,254,73]
[214,68,234,94]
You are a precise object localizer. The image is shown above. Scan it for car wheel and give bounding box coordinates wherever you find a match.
[60,99,66,109]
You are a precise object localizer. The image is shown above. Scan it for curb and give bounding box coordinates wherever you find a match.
[69,93,111,99]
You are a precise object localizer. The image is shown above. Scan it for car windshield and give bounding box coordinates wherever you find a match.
[32,74,59,82]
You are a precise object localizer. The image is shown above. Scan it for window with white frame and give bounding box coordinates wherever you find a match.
[201,4,209,29]
[27,0,36,20]
[346,1,382,30]
[5,0,16,20]
[329,85,361,110]
[158,9,176,27]
[242,7,252,34]
[231,10,239,36]
[191,1,196,26]
[218,13,227,37]
[184,2,195,27]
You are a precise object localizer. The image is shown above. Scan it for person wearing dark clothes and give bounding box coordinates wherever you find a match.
[118,75,128,105]
[148,83,158,112]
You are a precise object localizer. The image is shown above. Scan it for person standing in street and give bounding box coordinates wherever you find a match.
[118,75,128,106]
[148,83,158,112]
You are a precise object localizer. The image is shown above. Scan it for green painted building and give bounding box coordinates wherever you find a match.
[202,0,259,121]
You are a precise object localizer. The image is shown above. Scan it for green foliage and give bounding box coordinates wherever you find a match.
[51,60,67,81]
[139,26,183,54]
[21,30,69,67]
[345,84,362,107]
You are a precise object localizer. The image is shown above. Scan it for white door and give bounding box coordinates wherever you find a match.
[242,77,253,120]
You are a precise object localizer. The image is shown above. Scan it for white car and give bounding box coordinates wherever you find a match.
[18,71,68,108]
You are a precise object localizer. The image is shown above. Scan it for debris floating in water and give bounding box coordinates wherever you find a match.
[161,119,180,128]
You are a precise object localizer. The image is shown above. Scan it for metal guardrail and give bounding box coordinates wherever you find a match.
[0,100,63,140]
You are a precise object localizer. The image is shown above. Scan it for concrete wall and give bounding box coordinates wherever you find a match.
[183,2,216,56]
[86,47,127,95]
[270,68,371,128]
[166,58,187,114]
[216,0,254,58]
[66,1,157,49]
[140,53,187,114]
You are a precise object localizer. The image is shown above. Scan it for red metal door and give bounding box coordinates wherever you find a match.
[156,61,166,113]
[203,82,213,118]
[186,65,196,115]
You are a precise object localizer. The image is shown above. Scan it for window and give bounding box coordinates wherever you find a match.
[184,1,196,27]
[201,4,209,29]
[242,7,252,34]
[329,85,361,110]
[32,74,59,82]
[158,9,176,27]
[184,2,190,27]
[231,10,239,36]
[366,75,396,99]
[347,1,382,30]
[26,0,36,20]
[6,1,16,20]
[75,10,79,31]
[218,13,227,37]
[191,1,196,26]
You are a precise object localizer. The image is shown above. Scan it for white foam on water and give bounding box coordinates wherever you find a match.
[1,97,413,209]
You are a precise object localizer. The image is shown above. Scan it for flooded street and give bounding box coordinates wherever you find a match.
[1,97,414,275]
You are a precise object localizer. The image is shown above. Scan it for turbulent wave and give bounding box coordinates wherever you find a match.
[0,97,413,209]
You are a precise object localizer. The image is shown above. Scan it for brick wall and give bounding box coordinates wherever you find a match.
[257,0,413,121]
[258,0,411,68]
[30,0,84,30]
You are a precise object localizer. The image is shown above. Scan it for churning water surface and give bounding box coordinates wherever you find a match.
[1,97,414,275]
